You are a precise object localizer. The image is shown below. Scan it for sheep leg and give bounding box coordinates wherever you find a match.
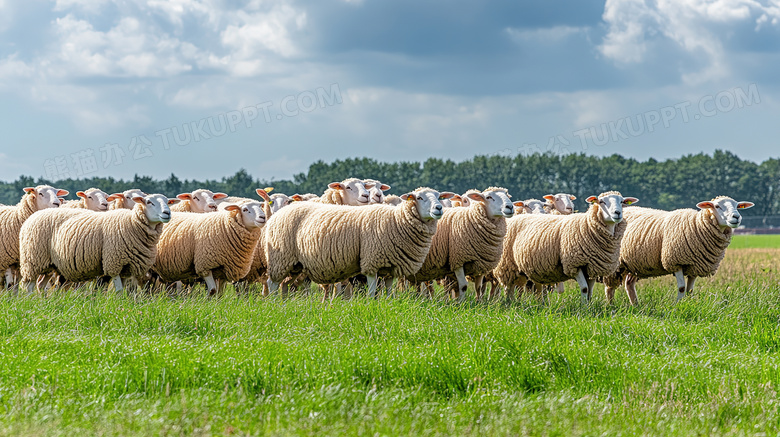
[686,276,697,294]
[474,276,484,300]
[586,278,595,301]
[575,269,589,305]
[267,278,280,295]
[624,273,639,305]
[367,275,379,299]
[605,286,616,305]
[4,269,12,289]
[556,282,565,294]
[454,267,468,302]
[204,273,218,296]
[674,270,686,301]
[112,276,124,292]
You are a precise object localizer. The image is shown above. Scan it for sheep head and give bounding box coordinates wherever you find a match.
[24,185,69,209]
[697,196,754,230]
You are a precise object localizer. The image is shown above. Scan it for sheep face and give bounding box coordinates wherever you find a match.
[269,193,293,214]
[177,189,228,213]
[401,188,454,220]
[544,193,576,214]
[134,194,175,223]
[328,178,372,205]
[111,189,147,209]
[24,185,68,209]
[225,201,266,229]
[77,188,110,211]
[586,193,638,224]
[363,179,391,204]
[697,197,755,229]
[466,189,514,217]
[515,199,548,215]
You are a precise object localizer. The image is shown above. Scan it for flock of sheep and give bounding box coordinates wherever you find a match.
[0,178,754,304]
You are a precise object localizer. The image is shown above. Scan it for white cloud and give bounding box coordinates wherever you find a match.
[599,0,780,83]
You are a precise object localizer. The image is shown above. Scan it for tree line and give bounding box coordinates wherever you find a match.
[1,150,778,216]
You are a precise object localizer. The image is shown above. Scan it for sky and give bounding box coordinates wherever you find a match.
[0,0,778,182]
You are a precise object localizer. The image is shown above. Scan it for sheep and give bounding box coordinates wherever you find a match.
[61,188,112,211]
[315,178,373,205]
[363,179,391,204]
[291,193,319,202]
[25,194,175,293]
[407,187,514,301]
[171,188,228,213]
[515,198,548,215]
[544,193,576,215]
[108,189,147,210]
[602,196,753,305]
[0,185,69,288]
[153,190,269,296]
[19,208,95,291]
[265,187,455,298]
[493,191,638,304]
[384,195,403,206]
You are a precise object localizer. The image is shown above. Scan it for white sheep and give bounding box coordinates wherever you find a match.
[291,193,320,202]
[543,193,577,215]
[171,188,228,213]
[153,192,268,296]
[109,189,147,210]
[265,187,454,298]
[363,179,391,204]
[602,196,753,304]
[0,185,69,289]
[32,194,175,292]
[383,195,403,206]
[407,187,514,301]
[493,191,638,304]
[61,188,112,211]
[315,178,373,205]
[514,198,549,215]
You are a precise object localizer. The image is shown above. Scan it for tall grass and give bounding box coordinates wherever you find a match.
[0,248,778,435]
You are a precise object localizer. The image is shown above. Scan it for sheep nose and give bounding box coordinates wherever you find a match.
[208,203,217,210]
[434,204,443,211]
[731,213,739,219]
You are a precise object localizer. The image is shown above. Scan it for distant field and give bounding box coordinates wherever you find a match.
[731,234,780,248]
[0,248,779,436]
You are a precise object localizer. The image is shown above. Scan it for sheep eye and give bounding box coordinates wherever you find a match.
[194,197,199,201]
[487,196,493,200]
[346,186,352,190]
[147,201,152,205]
[38,193,43,196]
[88,196,93,199]
[716,205,721,209]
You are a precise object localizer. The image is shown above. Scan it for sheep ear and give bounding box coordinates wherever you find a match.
[586,196,598,204]
[23,187,35,194]
[224,205,240,214]
[56,189,69,197]
[622,197,638,205]
[466,192,485,202]
[168,199,181,205]
[543,195,555,201]
[400,193,415,201]
[213,193,228,200]
[255,189,271,202]
[697,201,715,210]
[177,193,192,200]
[380,184,391,191]
[76,191,87,199]
[107,194,122,201]
[291,194,303,201]
[439,192,456,200]
[363,182,375,189]
[131,196,145,204]
[513,201,525,208]
[737,202,754,209]
[328,182,344,190]
[569,195,577,200]
[451,194,462,201]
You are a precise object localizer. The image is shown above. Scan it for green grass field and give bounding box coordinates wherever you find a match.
[1,248,779,436]
[730,234,780,248]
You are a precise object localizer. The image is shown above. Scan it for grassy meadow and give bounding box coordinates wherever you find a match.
[0,242,779,435]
